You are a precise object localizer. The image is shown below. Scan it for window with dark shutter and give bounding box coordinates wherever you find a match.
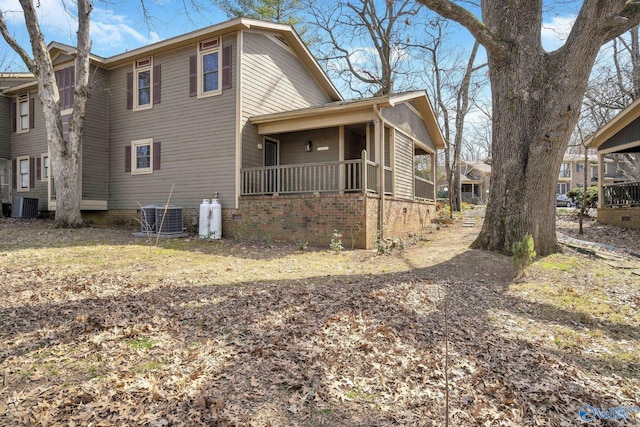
[153,142,161,170]
[222,45,232,90]
[126,72,133,109]
[29,97,35,129]
[55,66,75,110]
[36,157,41,181]
[189,55,197,97]
[29,157,35,188]
[153,64,161,105]
[125,146,132,172]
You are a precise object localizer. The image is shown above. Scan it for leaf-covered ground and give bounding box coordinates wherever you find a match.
[0,212,638,426]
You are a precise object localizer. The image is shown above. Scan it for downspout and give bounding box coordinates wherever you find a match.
[374,104,385,240]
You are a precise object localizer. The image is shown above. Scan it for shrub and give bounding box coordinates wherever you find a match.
[566,186,598,213]
[330,230,344,252]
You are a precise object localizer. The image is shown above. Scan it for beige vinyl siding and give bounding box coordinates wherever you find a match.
[82,67,109,202]
[241,31,334,169]
[278,127,339,165]
[0,97,11,159]
[108,35,238,210]
[394,130,414,200]
[11,92,49,208]
[382,103,434,151]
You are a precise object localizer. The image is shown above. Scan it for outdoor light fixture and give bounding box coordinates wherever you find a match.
[305,141,313,152]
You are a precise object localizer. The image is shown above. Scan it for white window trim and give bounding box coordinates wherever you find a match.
[41,153,49,182]
[197,38,222,98]
[17,155,29,192]
[559,162,571,179]
[131,138,153,175]
[133,57,153,111]
[16,93,29,134]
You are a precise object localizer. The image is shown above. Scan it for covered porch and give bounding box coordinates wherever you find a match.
[589,100,640,230]
[236,91,445,248]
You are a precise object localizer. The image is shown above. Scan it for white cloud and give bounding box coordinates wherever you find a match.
[90,8,162,54]
[541,15,576,51]
[0,1,164,57]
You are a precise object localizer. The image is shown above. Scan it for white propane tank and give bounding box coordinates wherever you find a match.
[199,199,210,238]
[209,196,222,239]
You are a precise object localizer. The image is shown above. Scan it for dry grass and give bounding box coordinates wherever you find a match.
[0,216,638,426]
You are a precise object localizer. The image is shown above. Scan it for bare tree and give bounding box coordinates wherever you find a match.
[0,0,93,227]
[214,0,302,25]
[307,0,429,97]
[424,19,486,211]
[418,0,640,255]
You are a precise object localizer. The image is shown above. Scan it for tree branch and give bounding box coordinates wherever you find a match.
[416,0,507,59]
[0,10,35,72]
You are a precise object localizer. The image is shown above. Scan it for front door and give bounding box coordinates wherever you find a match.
[264,138,278,193]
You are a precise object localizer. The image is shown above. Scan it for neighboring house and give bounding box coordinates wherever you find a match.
[460,160,491,204]
[588,98,640,230]
[1,18,445,249]
[555,153,599,195]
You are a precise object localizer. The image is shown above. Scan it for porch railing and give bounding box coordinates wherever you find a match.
[603,181,640,207]
[241,158,379,195]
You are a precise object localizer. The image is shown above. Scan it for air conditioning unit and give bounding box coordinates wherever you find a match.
[155,206,183,234]
[11,197,38,218]
[139,204,160,233]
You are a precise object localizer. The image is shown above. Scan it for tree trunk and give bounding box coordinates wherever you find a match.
[471,2,598,256]
[0,0,92,228]
[419,0,640,255]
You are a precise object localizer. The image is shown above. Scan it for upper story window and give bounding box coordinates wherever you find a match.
[55,66,75,111]
[127,57,161,110]
[135,57,152,110]
[190,39,232,98]
[576,162,584,173]
[17,93,30,133]
[198,38,221,97]
[559,162,570,178]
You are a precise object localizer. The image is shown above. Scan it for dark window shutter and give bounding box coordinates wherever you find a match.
[189,55,197,97]
[125,145,131,173]
[12,158,16,189]
[29,157,35,188]
[126,72,133,109]
[153,64,161,104]
[29,97,35,129]
[222,45,232,90]
[153,142,161,170]
[11,101,16,132]
[36,157,41,181]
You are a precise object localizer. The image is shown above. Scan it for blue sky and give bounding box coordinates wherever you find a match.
[0,0,578,73]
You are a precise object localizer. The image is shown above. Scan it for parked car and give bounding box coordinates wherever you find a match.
[556,194,574,207]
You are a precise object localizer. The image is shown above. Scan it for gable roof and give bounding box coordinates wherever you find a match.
[588,97,640,148]
[2,17,341,101]
[250,90,446,149]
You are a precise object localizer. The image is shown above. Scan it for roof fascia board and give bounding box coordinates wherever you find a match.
[251,98,394,124]
[256,110,377,134]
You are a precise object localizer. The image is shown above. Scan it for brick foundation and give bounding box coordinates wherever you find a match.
[597,207,640,230]
[81,194,437,250]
